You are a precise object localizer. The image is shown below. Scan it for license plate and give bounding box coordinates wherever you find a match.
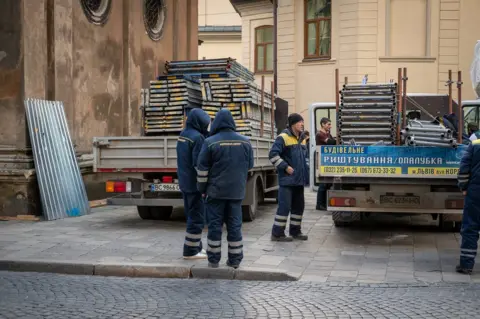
[380,195,420,205]
[150,183,180,192]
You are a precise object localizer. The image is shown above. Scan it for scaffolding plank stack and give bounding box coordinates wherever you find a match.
[165,58,255,82]
[200,76,276,137]
[143,75,202,135]
[338,83,397,145]
[401,120,456,148]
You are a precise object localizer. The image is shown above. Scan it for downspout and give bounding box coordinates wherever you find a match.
[273,0,278,94]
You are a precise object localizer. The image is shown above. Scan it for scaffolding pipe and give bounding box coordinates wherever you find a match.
[339,108,394,113]
[396,68,403,145]
[402,67,408,127]
[407,135,454,144]
[457,71,463,144]
[260,75,264,137]
[339,121,395,126]
[340,127,394,133]
[343,84,397,90]
[405,126,452,134]
[448,70,453,114]
[335,68,340,144]
[270,81,275,139]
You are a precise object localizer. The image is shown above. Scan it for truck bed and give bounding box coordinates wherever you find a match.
[93,136,275,173]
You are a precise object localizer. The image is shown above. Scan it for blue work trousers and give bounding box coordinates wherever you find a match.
[205,198,243,265]
[316,183,329,208]
[272,186,305,237]
[459,191,480,270]
[182,192,205,257]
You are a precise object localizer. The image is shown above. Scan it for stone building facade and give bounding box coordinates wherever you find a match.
[0,0,198,216]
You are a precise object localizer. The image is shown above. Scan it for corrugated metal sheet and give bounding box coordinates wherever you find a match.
[24,99,90,221]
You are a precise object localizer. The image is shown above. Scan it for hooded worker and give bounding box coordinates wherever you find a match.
[176,108,211,259]
[196,109,254,269]
[269,113,309,242]
[456,140,480,274]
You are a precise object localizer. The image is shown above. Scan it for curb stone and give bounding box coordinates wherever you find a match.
[0,259,299,281]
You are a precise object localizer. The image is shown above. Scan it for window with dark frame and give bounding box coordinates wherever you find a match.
[255,25,274,73]
[304,0,332,59]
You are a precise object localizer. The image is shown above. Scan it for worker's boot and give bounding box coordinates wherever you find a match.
[292,232,308,241]
[208,262,219,268]
[226,261,240,269]
[271,234,293,242]
[455,265,473,275]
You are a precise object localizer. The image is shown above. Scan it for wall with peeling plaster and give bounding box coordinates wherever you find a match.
[0,0,198,216]
[0,0,198,152]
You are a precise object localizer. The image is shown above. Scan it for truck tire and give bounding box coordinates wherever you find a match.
[332,211,361,227]
[137,206,152,220]
[242,179,264,222]
[150,206,173,220]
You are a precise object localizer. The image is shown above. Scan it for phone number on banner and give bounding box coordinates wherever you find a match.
[321,166,402,175]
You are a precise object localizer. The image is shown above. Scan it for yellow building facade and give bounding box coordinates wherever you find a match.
[230,0,480,128]
[198,0,243,64]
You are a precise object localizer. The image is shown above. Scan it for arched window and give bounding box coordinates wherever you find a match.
[304,0,331,59]
[255,25,274,73]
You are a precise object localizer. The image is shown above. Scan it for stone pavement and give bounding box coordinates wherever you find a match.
[0,190,477,283]
[2,271,480,319]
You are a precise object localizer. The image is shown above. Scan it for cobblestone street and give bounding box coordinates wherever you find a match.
[1,271,480,319]
[0,191,477,283]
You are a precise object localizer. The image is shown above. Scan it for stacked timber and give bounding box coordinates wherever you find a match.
[402,120,456,148]
[338,83,397,145]
[143,75,202,134]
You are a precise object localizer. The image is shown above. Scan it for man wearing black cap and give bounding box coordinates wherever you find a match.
[268,113,309,241]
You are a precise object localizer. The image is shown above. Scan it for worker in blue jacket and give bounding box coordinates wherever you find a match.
[196,109,254,268]
[269,113,309,242]
[456,140,480,274]
[176,108,211,260]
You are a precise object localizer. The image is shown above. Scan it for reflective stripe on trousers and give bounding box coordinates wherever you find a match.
[205,197,243,265]
[182,192,205,257]
[459,191,480,270]
[272,186,305,237]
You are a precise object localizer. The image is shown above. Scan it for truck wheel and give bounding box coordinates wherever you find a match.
[242,179,263,222]
[150,206,173,220]
[137,206,152,220]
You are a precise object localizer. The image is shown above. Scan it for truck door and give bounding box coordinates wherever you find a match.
[309,103,336,190]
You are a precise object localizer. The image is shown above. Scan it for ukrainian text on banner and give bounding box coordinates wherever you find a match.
[318,145,467,178]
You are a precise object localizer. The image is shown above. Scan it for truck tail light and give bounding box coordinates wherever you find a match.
[330,197,356,207]
[106,181,132,193]
[445,199,464,209]
[162,176,173,183]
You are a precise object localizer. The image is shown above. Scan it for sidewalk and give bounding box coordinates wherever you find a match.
[0,190,477,283]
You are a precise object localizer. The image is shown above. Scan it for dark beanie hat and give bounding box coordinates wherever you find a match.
[288,113,304,127]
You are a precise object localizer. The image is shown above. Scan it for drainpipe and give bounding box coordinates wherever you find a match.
[273,0,278,94]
